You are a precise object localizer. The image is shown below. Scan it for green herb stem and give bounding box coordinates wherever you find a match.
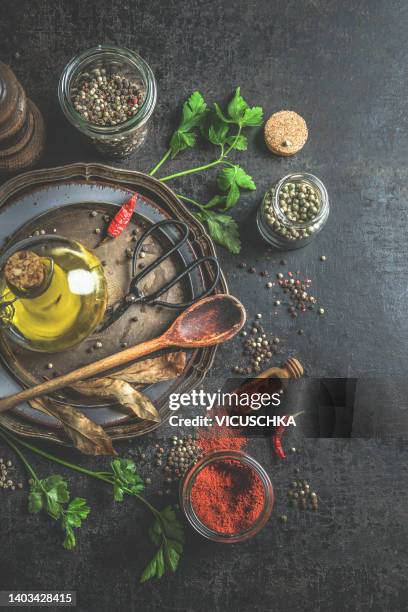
[0,426,159,517]
[0,428,38,481]
[177,194,205,209]
[224,128,242,156]
[159,158,221,182]
[178,194,221,211]
[0,427,106,482]
[149,148,172,176]
[158,133,239,183]
[0,426,181,582]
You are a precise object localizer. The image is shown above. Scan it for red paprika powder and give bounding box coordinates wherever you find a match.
[196,409,247,455]
[191,459,266,535]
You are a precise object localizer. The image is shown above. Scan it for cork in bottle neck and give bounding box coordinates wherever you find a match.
[4,250,48,296]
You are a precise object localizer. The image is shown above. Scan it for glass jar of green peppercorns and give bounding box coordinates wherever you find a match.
[257,172,329,250]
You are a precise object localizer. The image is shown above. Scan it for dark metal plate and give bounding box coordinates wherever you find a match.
[0,163,228,443]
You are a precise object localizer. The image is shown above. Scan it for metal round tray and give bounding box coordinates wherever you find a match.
[0,163,227,444]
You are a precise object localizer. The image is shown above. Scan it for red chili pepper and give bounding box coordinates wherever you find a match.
[106,193,138,239]
[272,422,287,459]
[272,411,303,460]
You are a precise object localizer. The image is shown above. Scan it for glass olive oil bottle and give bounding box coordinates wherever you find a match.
[0,236,107,352]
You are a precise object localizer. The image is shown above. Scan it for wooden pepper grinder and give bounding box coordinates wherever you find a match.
[232,357,304,415]
[258,357,304,381]
[0,61,45,173]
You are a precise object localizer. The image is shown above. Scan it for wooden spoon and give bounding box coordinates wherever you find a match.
[0,294,246,413]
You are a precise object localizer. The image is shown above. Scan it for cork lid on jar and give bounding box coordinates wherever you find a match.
[264,111,308,157]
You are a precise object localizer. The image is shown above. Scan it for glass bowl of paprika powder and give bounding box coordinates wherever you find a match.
[180,450,274,543]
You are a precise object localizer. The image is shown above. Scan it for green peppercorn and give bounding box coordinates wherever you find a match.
[263,179,324,242]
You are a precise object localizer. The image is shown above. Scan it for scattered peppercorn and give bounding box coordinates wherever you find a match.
[285,472,320,512]
[232,316,282,374]
[0,457,23,492]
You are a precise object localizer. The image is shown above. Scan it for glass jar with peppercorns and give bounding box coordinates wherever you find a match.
[58,45,157,159]
[257,172,329,250]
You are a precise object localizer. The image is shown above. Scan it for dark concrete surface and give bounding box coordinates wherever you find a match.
[0,1,407,610]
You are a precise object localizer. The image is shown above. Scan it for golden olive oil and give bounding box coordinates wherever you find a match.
[0,238,107,352]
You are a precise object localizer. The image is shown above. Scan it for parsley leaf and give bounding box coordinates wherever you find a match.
[217,165,256,210]
[28,475,89,550]
[28,489,43,514]
[195,210,241,254]
[179,91,208,131]
[214,102,231,124]
[241,106,264,127]
[169,131,197,157]
[218,165,256,191]
[225,182,240,208]
[61,498,90,550]
[28,474,69,519]
[215,88,263,128]
[111,458,144,501]
[227,87,249,123]
[169,91,208,158]
[225,133,248,151]
[63,527,76,551]
[205,194,227,209]
[208,119,229,146]
[141,548,165,582]
[63,497,90,527]
[158,506,184,544]
[141,506,184,583]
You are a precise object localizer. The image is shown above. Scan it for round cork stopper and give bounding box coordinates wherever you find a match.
[4,250,45,292]
[264,111,308,157]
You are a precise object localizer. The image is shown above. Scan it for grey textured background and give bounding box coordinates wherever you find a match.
[0,1,407,611]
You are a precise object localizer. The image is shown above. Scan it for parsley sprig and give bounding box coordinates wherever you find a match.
[150,88,264,254]
[105,458,184,582]
[0,427,183,583]
[141,505,184,582]
[0,429,90,550]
